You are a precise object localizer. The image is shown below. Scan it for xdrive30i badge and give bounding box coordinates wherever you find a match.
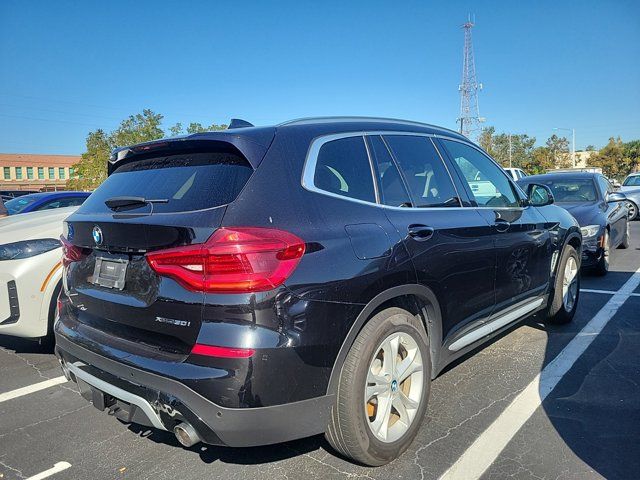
[154,317,191,327]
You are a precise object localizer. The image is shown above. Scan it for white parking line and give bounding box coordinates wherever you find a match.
[0,376,67,403]
[441,267,640,480]
[581,288,640,297]
[26,462,71,480]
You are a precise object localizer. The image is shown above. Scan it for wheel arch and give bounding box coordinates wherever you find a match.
[565,230,582,255]
[326,284,443,396]
[38,261,63,337]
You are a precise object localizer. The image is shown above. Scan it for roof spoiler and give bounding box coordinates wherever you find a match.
[107,127,275,174]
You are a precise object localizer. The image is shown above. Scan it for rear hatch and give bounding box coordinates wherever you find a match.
[63,138,264,355]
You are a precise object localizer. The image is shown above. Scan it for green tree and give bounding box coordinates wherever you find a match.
[67,129,110,190]
[588,137,633,178]
[168,122,184,137]
[492,133,536,169]
[67,110,229,189]
[186,122,228,134]
[478,127,496,155]
[545,134,572,169]
[110,109,164,148]
[623,140,640,173]
[526,147,555,174]
[478,126,536,171]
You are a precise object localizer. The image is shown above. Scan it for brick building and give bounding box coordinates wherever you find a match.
[0,153,80,191]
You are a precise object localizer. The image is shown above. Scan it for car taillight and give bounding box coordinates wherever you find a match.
[60,235,88,267]
[146,227,306,294]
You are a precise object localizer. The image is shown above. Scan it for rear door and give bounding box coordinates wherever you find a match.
[438,138,552,313]
[368,134,497,340]
[63,144,255,353]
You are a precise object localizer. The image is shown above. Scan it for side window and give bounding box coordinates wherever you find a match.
[441,139,519,208]
[57,196,86,208]
[313,136,376,203]
[596,176,611,197]
[36,200,62,211]
[383,135,460,208]
[368,136,411,207]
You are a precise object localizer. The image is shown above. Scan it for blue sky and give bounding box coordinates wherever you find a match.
[1,0,638,154]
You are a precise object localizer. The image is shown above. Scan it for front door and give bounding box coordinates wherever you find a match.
[437,138,552,313]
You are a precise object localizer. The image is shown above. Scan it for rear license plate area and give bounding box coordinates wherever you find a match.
[90,257,128,290]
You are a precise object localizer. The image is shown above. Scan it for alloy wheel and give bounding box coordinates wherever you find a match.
[365,332,424,443]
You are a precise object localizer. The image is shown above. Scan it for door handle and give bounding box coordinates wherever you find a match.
[494,219,511,233]
[408,225,435,241]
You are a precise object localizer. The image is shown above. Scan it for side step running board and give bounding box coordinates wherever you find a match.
[448,297,544,352]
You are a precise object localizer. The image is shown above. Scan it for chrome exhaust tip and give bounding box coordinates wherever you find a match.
[173,422,201,448]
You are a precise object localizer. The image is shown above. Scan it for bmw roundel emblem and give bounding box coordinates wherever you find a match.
[92,226,103,246]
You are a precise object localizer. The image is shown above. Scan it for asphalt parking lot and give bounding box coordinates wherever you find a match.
[1,223,638,480]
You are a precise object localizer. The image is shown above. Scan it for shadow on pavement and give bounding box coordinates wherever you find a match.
[0,334,54,354]
[125,421,327,465]
[539,247,640,479]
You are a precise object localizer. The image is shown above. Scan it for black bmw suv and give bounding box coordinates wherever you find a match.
[55,117,582,466]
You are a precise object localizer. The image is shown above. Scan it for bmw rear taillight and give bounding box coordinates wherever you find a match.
[145,227,305,294]
[60,235,88,267]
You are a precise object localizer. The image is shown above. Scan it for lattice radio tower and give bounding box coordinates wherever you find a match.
[457,16,484,138]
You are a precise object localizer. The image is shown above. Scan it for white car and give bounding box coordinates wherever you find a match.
[0,207,77,342]
[504,167,527,181]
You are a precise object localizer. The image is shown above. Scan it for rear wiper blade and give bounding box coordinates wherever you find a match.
[105,196,169,211]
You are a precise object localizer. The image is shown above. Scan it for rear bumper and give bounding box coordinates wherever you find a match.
[55,334,334,447]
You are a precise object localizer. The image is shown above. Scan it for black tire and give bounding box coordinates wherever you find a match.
[594,230,610,276]
[618,223,630,249]
[547,245,580,325]
[325,307,431,466]
[626,201,638,221]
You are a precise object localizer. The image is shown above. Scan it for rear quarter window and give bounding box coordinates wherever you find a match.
[311,136,376,203]
[80,150,253,214]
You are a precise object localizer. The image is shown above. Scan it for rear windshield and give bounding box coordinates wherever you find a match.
[80,150,253,214]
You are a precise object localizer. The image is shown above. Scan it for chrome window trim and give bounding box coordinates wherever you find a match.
[301,131,527,212]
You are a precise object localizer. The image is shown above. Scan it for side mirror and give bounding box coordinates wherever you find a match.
[607,192,627,203]
[527,183,554,207]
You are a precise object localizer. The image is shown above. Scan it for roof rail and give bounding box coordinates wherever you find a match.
[277,116,465,136]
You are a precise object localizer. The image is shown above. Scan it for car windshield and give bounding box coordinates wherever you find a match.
[526,179,598,203]
[623,175,640,187]
[4,195,37,214]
